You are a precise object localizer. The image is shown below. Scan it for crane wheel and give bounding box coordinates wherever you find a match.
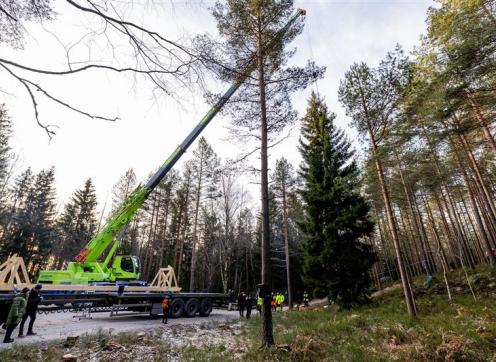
[170,298,185,318]
[184,298,200,317]
[199,298,213,317]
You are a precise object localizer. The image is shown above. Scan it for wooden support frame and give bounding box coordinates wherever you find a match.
[0,254,32,290]
[150,266,179,290]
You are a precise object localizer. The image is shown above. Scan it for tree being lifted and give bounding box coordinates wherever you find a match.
[198,0,323,347]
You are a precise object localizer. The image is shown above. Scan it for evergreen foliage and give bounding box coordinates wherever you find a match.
[111,169,140,254]
[299,93,377,308]
[55,178,98,266]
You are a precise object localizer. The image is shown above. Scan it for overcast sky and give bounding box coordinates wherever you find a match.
[0,0,434,213]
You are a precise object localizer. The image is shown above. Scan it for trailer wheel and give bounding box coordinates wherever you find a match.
[199,298,213,317]
[170,298,185,318]
[184,298,199,317]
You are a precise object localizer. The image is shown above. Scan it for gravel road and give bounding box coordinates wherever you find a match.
[0,309,240,348]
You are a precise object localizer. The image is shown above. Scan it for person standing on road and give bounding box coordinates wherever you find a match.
[18,284,43,337]
[162,296,170,324]
[3,287,28,343]
[303,291,309,307]
[245,295,253,319]
[237,292,246,318]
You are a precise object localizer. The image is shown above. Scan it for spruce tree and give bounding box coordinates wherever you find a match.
[0,167,33,259]
[56,178,98,265]
[3,167,57,273]
[299,93,377,308]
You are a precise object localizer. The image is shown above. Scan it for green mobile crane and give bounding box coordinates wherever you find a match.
[37,9,306,285]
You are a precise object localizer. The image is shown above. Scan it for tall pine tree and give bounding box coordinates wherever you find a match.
[299,93,377,308]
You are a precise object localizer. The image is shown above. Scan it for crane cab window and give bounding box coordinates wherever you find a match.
[120,257,134,273]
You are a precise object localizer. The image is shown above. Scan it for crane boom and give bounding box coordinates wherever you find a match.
[38,8,306,284]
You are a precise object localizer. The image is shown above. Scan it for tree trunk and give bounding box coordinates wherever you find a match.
[190,158,204,291]
[396,161,432,274]
[282,182,293,309]
[421,193,449,271]
[368,127,417,317]
[453,117,496,221]
[257,16,274,347]
[157,186,172,269]
[433,191,464,268]
[449,136,495,266]
[464,89,496,154]
[412,189,436,272]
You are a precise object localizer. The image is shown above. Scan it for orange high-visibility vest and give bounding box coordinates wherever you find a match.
[162,298,170,309]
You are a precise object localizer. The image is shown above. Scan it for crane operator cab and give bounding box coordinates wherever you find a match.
[111,255,141,281]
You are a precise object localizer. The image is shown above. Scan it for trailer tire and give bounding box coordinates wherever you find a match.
[199,298,213,317]
[184,298,199,317]
[170,298,185,318]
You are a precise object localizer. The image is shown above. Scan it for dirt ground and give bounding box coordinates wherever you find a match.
[0,308,240,348]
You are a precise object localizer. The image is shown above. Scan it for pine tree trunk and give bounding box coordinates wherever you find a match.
[190,158,204,291]
[434,191,462,267]
[450,137,495,266]
[157,188,171,269]
[458,194,485,264]
[454,118,496,220]
[368,127,417,317]
[397,161,431,274]
[398,206,421,277]
[374,206,396,280]
[464,89,496,154]
[143,195,158,278]
[443,185,475,269]
[421,193,449,271]
[282,183,293,309]
[257,16,274,347]
[412,191,436,272]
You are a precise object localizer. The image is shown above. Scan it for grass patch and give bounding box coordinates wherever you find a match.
[1,268,496,361]
[186,268,496,361]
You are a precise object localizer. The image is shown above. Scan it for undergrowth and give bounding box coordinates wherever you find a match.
[1,267,496,361]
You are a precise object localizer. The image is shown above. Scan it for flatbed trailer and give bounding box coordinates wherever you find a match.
[0,256,229,321]
[0,289,229,320]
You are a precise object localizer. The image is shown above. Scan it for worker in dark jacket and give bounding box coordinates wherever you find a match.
[3,287,28,343]
[237,292,246,318]
[245,295,253,319]
[18,284,43,337]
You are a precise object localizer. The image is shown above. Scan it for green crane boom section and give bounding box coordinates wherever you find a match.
[39,9,306,284]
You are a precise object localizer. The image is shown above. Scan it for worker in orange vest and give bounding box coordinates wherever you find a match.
[162,296,170,324]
